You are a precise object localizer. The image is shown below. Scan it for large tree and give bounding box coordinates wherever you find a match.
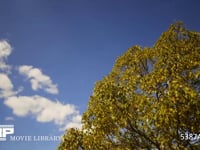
[58,22,200,150]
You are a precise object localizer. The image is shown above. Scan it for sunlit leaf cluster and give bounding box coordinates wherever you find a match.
[58,22,200,150]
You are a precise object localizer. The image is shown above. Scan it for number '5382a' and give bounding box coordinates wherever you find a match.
[180,133,200,141]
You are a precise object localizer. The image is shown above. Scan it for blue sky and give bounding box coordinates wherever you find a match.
[0,0,199,149]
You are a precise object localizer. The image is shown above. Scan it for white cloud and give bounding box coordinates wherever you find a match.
[0,40,81,131]
[0,40,12,71]
[0,73,17,98]
[18,65,58,94]
[4,95,82,130]
[63,115,82,130]
[0,73,13,89]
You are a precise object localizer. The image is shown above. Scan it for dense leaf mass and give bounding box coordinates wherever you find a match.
[58,22,200,150]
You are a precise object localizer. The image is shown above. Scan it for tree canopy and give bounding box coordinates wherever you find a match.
[58,22,200,150]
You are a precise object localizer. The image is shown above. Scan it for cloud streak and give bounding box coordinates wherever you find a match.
[18,65,59,94]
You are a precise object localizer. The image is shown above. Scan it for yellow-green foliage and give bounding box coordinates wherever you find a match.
[58,22,200,150]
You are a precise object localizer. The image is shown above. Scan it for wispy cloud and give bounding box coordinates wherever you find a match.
[18,65,59,94]
[4,95,82,130]
[0,40,12,71]
[5,116,14,121]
